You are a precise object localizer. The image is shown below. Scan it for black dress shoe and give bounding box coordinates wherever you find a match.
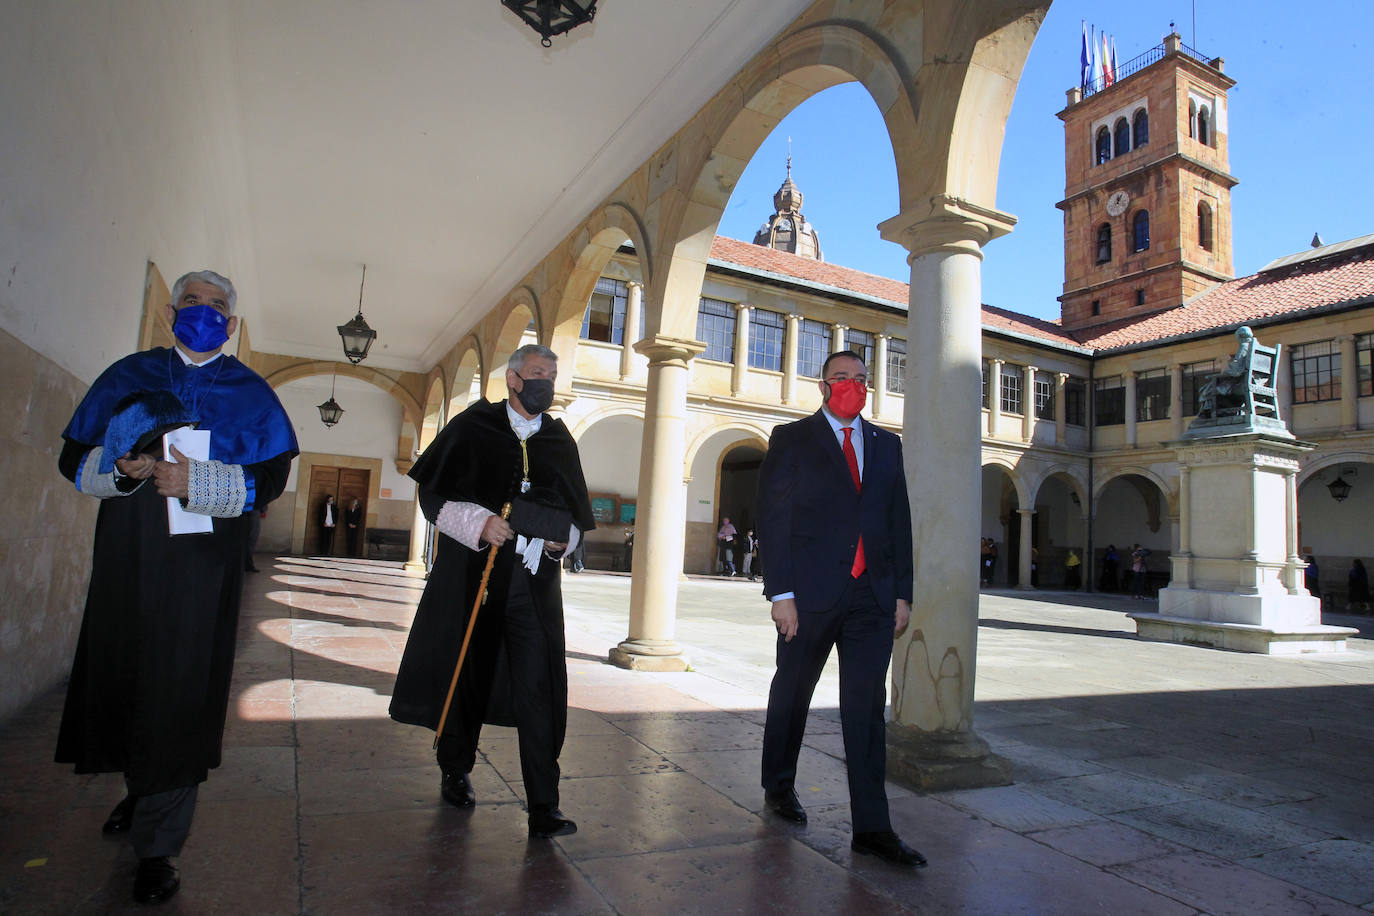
[852,830,928,867]
[102,795,136,835]
[133,856,180,904]
[528,807,577,838]
[440,769,475,808]
[764,788,807,823]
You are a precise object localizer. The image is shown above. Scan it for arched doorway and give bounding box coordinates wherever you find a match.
[980,463,1022,587]
[1094,472,1170,596]
[573,412,645,571]
[1298,458,1374,609]
[1033,471,1088,590]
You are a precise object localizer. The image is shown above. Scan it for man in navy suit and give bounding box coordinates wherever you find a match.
[756,350,925,867]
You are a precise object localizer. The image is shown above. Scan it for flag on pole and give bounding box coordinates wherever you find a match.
[1090,26,1103,87]
[1111,36,1120,83]
[1080,20,1092,90]
[1101,30,1114,86]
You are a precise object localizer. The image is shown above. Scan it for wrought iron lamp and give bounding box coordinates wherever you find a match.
[317,367,345,427]
[1327,473,1352,502]
[502,0,596,47]
[337,265,377,364]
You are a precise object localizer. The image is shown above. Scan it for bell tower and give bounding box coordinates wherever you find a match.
[1057,33,1237,331]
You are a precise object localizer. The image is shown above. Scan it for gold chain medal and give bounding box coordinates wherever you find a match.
[519,439,531,493]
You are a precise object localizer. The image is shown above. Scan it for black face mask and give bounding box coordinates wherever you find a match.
[514,375,554,415]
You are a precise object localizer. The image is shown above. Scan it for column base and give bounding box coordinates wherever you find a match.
[885,723,1013,792]
[402,560,427,573]
[609,639,691,672]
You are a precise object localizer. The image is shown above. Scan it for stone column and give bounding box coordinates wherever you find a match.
[782,314,800,406]
[1340,334,1357,430]
[731,302,751,396]
[403,493,427,572]
[831,323,848,356]
[874,334,890,419]
[1170,363,1185,439]
[1284,468,1302,593]
[610,335,705,672]
[1174,465,1193,588]
[877,198,1016,790]
[987,358,1004,437]
[1022,364,1037,442]
[1124,371,1138,447]
[1017,508,1035,589]
[1054,372,1068,445]
[620,281,643,380]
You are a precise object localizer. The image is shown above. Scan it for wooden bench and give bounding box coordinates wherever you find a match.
[366,528,411,560]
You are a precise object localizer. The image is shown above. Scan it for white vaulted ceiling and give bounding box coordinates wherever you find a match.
[221,0,816,371]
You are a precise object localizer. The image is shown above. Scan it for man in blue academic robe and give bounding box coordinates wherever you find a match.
[55,269,297,905]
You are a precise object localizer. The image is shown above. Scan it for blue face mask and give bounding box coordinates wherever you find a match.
[172,304,230,352]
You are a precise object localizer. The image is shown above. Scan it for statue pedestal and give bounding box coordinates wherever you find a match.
[1129,433,1357,655]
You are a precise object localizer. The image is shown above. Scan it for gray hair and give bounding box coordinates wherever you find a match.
[171,269,237,314]
[508,343,558,372]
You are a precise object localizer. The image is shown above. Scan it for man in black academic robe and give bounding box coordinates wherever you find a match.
[55,270,298,905]
[390,344,594,838]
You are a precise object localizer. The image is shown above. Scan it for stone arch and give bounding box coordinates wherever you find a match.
[265,360,424,432]
[684,421,774,473]
[418,368,446,451]
[980,455,1029,508]
[567,402,646,439]
[549,209,653,374]
[1298,450,1374,488]
[1027,465,1089,507]
[1094,465,1176,516]
[485,300,539,399]
[449,336,485,417]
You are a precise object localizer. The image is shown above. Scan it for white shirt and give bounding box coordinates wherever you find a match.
[173,346,223,368]
[506,400,543,440]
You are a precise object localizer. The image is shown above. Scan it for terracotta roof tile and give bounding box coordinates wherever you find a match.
[1074,242,1374,350]
[708,235,1374,354]
[709,237,1082,347]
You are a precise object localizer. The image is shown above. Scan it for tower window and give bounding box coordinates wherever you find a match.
[1096,223,1112,263]
[1135,289,1146,307]
[1114,118,1131,157]
[1095,127,1112,165]
[1091,299,1101,316]
[1197,106,1211,146]
[1198,201,1214,251]
[1133,210,1151,252]
[1132,108,1149,147]
[1188,99,1197,139]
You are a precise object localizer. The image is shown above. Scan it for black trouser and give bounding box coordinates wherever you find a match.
[435,568,562,811]
[761,573,893,833]
[129,784,198,858]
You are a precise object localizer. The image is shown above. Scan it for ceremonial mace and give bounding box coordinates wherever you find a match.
[433,502,511,747]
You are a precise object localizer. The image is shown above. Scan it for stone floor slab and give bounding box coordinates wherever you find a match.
[1111,851,1368,916]
[1244,839,1374,907]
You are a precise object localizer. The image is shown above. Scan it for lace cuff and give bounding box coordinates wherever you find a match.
[184,458,248,517]
[436,501,494,550]
[76,447,133,498]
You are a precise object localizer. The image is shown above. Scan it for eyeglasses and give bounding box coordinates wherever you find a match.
[824,375,868,386]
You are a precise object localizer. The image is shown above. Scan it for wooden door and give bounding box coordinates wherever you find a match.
[338,468,371,557]
[306,466,341,555]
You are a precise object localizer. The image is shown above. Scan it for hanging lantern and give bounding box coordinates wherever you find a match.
[337,264,377,364]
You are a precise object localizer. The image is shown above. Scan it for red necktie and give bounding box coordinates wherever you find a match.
[842,427,866,578]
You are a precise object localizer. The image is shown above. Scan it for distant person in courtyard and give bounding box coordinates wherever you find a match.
[345,498,363,556]
[756,350,925,868]
[54,269,297,904]
[1348,558,1369,613]
[980,538,993,586]
[319,494,337,554]
[389,344,594,839]
[717,516,737,576]
[1101,544,1120,592]
[1304,555,1321,605]
[743,527,759,581]
[1064,549,1082,589]
[1130,544,1150,598]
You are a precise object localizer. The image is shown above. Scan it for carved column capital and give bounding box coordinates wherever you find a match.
[633,335,706,368]
[878,195,1017,260]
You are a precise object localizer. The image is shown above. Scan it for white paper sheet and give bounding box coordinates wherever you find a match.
[164,428,213,535]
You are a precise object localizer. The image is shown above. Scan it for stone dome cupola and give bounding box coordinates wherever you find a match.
[753,156,823,260]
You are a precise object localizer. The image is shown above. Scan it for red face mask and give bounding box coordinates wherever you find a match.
[825,378,867,419]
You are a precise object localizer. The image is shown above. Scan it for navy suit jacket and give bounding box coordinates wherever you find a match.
[757,410,913,615]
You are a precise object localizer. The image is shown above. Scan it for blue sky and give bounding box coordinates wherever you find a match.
[715,1,1372,322]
